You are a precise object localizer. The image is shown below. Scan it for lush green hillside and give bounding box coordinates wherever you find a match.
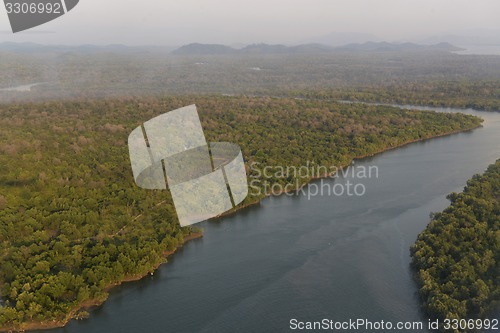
[411,160,500,331]
[0,96,482,330]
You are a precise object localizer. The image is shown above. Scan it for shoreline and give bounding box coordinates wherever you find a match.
[0,122,482,332]
[0,232,203,333]
[218,123,483,208]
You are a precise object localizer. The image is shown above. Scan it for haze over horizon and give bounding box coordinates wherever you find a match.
[0,0,499,47]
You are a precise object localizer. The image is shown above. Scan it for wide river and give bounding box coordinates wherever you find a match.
[42,106,500,333]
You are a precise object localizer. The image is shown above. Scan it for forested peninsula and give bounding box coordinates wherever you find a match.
[411,160,500,332]
[0,96,483,331]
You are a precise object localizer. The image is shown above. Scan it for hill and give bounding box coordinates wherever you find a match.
[171,43,237,55]
[171,42,463,55]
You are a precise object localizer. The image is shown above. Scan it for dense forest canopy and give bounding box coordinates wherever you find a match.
[0,95,483,329]
[411,160,500,331]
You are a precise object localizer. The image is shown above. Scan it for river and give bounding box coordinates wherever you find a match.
[0,82,47,92]
[41,106,500,333]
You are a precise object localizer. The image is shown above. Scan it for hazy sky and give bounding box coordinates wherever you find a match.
[0,0,499,45]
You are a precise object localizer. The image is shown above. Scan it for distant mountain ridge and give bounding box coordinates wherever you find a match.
[171,43,334,55]
[172,42,463,55]
[0,41,463,55]
[170,43,236,55]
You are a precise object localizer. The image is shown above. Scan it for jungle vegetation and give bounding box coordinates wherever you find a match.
[0,95,483,329]
[411,160,500,331]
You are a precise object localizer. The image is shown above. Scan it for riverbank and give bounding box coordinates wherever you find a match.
[219,122,483,213]
[0,119,483,332]
[411,159,500,328]
[0,232,203,333]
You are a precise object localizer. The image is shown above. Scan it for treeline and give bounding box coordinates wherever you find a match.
[0,95,482,329]
[287,81,500,112]
[411,160,500,331]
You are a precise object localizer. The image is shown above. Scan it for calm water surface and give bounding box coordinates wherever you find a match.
[43,106,500,333]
